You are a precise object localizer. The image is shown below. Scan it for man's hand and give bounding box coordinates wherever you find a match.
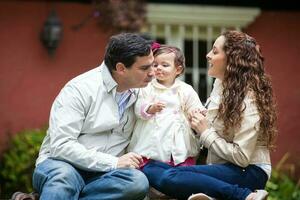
[147,102,165,114]
[117,152,143,169]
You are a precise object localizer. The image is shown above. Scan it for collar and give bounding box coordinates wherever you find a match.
[101,62,139,97]
[151,79,181,89]
[100,62,118,93]
[207,79,223,109]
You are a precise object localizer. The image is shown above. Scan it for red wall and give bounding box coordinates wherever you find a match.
[1,2,300,173]
[245,11,300,171]
[0,2,111,152]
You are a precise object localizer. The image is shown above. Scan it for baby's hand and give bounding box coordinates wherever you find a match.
[200,109,207,116]
[147,102,166,114]
[188,108,207,119]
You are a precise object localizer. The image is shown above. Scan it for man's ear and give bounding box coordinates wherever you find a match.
[115,62,126,74]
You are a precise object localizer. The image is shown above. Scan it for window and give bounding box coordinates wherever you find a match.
[145,3,260,102]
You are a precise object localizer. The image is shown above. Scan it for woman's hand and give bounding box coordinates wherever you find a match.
[189,110,209,135]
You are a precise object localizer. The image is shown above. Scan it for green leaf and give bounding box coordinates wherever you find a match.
[0,128,46,199]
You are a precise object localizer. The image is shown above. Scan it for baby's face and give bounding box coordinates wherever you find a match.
[153,52,183,87]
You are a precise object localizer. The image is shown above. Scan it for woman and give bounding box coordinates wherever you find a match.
[142,30,277,200]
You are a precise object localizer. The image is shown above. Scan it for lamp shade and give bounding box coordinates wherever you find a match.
[40,10,63,56]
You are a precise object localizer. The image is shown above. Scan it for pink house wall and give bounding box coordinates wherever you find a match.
[0,2,111,152]
[1,2,300,174]
[245,11,300,172]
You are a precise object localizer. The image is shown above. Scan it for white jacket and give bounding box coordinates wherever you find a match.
[36,62,138,172]
[200,79,271,168]
[128,79,205,165]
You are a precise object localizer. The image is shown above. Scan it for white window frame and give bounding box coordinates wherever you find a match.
[144,3,260,99]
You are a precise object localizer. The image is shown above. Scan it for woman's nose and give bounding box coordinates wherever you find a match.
[206,53,210,60]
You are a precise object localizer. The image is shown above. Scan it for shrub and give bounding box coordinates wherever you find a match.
[1,128,300,199]
[266,153,300,200]
[0,128,46,198]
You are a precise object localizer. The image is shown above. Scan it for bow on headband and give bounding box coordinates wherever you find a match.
[151,42,160,51]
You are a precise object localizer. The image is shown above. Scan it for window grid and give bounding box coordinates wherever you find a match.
[147,23,223,102]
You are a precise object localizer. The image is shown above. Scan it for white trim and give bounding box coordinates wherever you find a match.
[145,3,261,100]
[147,3,261,28]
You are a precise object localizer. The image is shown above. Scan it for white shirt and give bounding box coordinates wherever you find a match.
[36,62,138,172]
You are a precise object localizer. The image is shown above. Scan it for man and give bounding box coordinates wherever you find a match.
[13,33,154,200]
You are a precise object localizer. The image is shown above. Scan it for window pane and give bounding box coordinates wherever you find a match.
[199,74,207,103]
[184,40,193,67]
[185,73,193,88]
[156,38,165,44]
[199,40,207,69]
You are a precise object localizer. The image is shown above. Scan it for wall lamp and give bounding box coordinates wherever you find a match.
[40,10,63,56]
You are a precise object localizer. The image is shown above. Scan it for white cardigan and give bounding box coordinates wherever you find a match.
[37,63,138,172]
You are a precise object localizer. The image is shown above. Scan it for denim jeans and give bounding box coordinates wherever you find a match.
[142,160,268,200]
[32,158,149,200]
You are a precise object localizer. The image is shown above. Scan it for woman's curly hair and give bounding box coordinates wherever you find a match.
[218,30,277,149]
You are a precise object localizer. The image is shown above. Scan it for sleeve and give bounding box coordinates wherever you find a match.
[199,100,260,167]
[134,86,155,120]
[183,85,206,114]
[48,84,118,172]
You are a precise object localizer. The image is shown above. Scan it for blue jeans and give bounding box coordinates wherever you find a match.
[32,158,149,200]
[142,160,268,200]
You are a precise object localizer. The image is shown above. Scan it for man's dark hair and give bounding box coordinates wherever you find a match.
[104,33,152,72]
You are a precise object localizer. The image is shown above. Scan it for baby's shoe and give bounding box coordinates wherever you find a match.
[188,193,215,200]
[246,190,268,200]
